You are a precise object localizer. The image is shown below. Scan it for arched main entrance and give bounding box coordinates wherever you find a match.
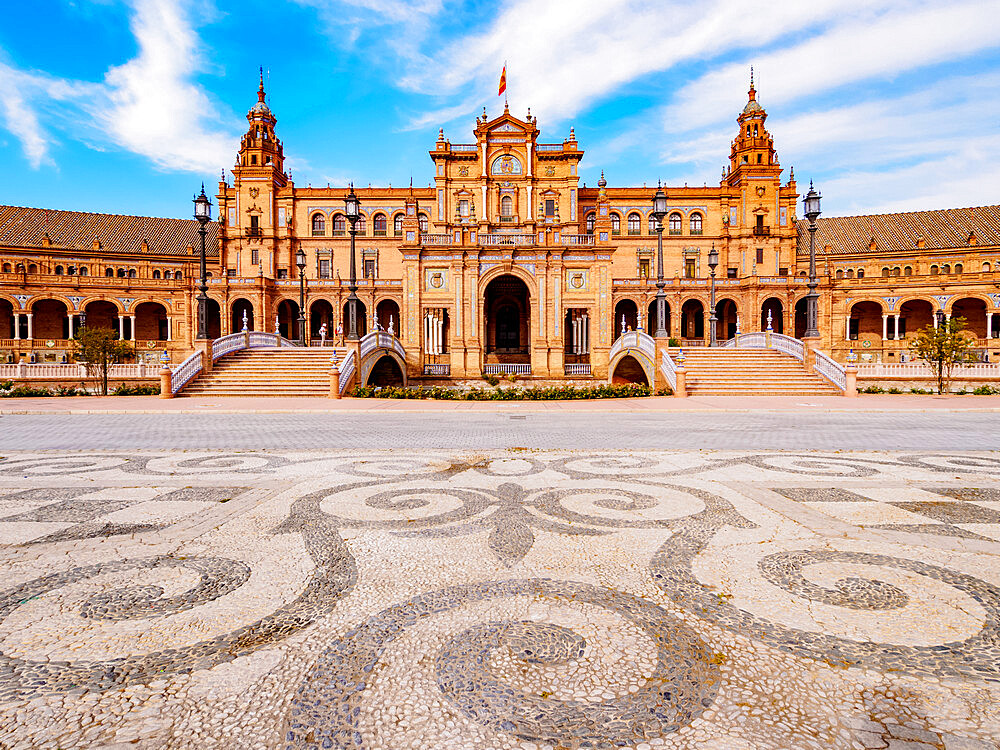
[484,274,530,360]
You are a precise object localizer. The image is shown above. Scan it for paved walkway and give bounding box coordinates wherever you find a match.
[1,393,999,414]
[0,448,998,749]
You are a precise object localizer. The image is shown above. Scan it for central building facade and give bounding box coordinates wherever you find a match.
[214,77,803,382]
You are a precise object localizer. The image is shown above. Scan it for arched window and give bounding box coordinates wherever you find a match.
[67,266,76,275]
[904,266,913,276]
[79,267,88,276]
[857,269,865,278]
[846,269,854,279]
[648,214,657,234]
[586,212,595,234]
[128,268,137,278]
[174,271,183,279]
[835,270,843,279]
[311,213,326,236]
[418,213,429,232]
[668,213,682,235]
[983,262,992,272]
[356,214,367,234]
[627,212,641,235]
[881,267,890,277]
[393,213,404,235]
[332,214,346,236]
[106,268,114,277]
[28,263,37,274]
[689,213,703,235]
[892,267,900,276]
[500,196,513,217]
[54,265,64,275]
[610,213,620,235]
[942,263,951,274]
[1,263,10,273]
[954,263,963,274]
[153,270,161,279]
[373,213,387,236]
[930,265,939,275]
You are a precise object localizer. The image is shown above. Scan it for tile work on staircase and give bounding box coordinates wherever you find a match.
[180,347,343,397]
[680,349,841,396]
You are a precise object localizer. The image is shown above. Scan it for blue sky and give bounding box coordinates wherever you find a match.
[1,0,999,220]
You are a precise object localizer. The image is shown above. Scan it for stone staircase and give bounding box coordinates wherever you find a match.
[679,349,841,396]
[180,347,344,397]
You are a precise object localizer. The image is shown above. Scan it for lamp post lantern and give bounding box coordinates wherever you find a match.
[935,308,946,328]
[295,246,307,346]
[193,184,212,340]
[344,184,362,341]
[651,182,669,338]
[803,180,822,339]
[707,243,719,346]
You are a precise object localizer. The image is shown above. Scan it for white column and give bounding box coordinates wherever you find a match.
[881,314,888,340]
[12,314,19,340]
[988,312,994,339]
[526,185,533,221]
[166,317,172,341]
[117,315,124,339]
[845,315,851,340]
[424,313,430,354]
[481,185,487,223]
[26,313,33,340]
[129,315,136,341]
[584,314,590,353]
[481,142,487,178]
[894,314,900,340]
[67,315,74,339]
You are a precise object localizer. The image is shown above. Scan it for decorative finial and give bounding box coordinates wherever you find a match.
[504,100,509,112]
[526,107,531,119]
[257,66,266,103]
[789,166,795,181]
[748,66,756,101]
[438,127,444,139]
[569,126,575,139]
[809,179,814,189]
[220,168,225,183]
[483,106,487,119]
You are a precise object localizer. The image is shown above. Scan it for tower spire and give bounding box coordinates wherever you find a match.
[258,66,266,103]
[749,66,756,100]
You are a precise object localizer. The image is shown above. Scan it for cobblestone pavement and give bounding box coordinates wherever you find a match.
[2,411,1000,450]
[0,450,999,749]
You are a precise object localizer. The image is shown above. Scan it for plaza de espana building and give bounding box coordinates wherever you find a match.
[2,76,999,386]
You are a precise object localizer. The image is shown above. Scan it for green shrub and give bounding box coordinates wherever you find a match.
[909,387,932,394]
[862,385,885,394]
[55,384,87,397]
[351,383,653,400]
[110,383,160,396]
[972,384,1000,395]
[0,384,53,398]
[887,387,902,394]
[483,374,500,386]
[668,338,680,347]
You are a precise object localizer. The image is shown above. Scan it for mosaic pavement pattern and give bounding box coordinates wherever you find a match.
[0,450,998,749]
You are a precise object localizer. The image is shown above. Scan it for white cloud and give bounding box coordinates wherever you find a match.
[0,63,53,168]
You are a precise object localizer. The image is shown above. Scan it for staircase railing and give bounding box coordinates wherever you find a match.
[660,350,678,391]
[359,330,405,360]
[211,332,299,361]
[339,350,356,395]
[813,350,847,391]
[170,351,203,394]
[609,330,656,361]
[720,331,805,362]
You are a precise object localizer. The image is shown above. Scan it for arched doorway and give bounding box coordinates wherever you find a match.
[715,299,738,341]
[343,300,368,338]
[376,299,401,334]
[484,274,530,360]
[310,299,334,343]
[84,300,119,334]
[761,298,784,333]
[134,301,168,341]
[951,297,988,338]
[899,299,933,339]
[680,299,704,340]
[611,354,649,385]
[367,354,405,386]
[794,298,808,339]
[32,299,69,339]
[231,299,254,332]
[848,301,883,340]
[645,300,671,337]
[0,299,14,339]
[205,299,222,339]
[276,299,300,340]
[613,299,638,339]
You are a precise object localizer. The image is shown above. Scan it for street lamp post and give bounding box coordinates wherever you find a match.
[193,184,212,340]
[344,185,361,341]
[651,183,668,338]
[707,243,719,346]
[803,181,822,339]
[296,246,307,347]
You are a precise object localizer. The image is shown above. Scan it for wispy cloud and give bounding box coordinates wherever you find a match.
[0,0,236,174]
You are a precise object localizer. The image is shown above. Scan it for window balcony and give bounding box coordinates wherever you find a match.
[753,226,771,237]
[627,229,641,235]
[690,229,703,236]
[373,230,387,237]
[332,229,346,237]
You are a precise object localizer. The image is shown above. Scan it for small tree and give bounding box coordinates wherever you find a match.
[73,327,134,396]
[910,316,978,394]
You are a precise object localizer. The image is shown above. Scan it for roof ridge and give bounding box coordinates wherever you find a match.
[806,204,1000,222]
[0,204,200,223]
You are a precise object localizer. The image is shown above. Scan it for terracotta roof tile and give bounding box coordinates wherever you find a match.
[0,205,219,257]
[796,205,1000,256]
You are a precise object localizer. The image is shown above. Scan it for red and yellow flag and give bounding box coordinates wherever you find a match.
[498,65,507,96]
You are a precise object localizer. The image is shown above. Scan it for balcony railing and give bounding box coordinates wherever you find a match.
[536,144,563,152]
[422,233,453,245]
[450,144,478,152]
[564,363,591,376]
[482,233,535,246]
[753,226,771,237]
[484,363,531,375]
[561,234,595,246]
[423,363,451,376]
